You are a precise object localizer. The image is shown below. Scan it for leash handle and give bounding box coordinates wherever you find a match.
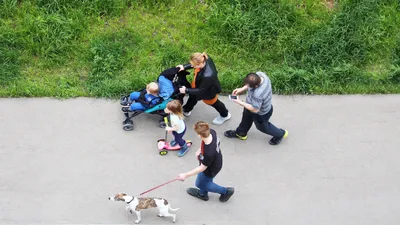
[139,178,178,196]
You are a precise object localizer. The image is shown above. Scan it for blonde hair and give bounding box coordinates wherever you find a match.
[166,100,184,119]
[193,121,210,138]
[190,52,208,67]
[146,82,159,95]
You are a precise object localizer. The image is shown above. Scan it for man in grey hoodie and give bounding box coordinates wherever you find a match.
[224,72,288,145]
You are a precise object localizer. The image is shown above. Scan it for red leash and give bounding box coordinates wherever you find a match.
[139,178,178,196]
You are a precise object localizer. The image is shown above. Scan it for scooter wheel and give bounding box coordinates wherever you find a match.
[159,150,168,156]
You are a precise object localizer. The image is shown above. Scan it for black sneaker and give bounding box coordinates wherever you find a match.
[269,129,288,145]
[187,188,209,201]
[224,130,247,140]
[219,187,234,202]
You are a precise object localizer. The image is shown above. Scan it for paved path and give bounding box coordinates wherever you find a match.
[0,95,399,225]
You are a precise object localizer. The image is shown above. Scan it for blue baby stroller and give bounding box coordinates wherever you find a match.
[119,65,192,131]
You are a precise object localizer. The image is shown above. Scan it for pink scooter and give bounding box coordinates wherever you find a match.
[157,117,192,156]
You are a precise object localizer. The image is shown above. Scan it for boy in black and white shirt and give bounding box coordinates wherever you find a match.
[177,121,234,202]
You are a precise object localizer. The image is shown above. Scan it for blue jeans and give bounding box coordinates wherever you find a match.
[129,92,147,111]
[195,172,227,196]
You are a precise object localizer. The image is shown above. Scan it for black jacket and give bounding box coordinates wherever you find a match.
[186,57,222,100]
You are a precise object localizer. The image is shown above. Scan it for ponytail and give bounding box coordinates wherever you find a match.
[202,52,208,60]
[190,52,208,66]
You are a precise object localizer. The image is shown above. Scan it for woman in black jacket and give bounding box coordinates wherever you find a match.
[177,52,231,125]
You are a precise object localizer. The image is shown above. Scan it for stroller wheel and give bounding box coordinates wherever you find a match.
[158,120,166,128]
[159,150,168,156]
[123,124,134,131]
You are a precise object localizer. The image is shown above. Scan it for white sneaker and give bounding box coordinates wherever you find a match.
[212,112,231,125]
[183,111,192,117]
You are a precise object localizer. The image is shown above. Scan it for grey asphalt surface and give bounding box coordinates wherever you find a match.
[0,95,399,225]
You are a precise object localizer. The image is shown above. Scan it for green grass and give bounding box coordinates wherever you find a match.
[1,0,400,98]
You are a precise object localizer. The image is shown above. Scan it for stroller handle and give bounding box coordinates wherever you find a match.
[183,63,193,70]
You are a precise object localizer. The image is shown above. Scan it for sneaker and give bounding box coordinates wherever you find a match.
[269,129,288,145]
[224,130,247,140]
[212,112,231,125]
[187,188,209,201]
[183,111,192,117]
[177,143,189,157]
[169,140,177,147]
[219,187,234,202]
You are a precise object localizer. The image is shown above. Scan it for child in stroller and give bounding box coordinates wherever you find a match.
[119,64,192,131]
[121,82,160,112]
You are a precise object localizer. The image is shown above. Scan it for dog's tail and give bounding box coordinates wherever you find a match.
[168,204,180,211]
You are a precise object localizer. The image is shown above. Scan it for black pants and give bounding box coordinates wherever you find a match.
[183,95,229,117]
[177,75,229,117]
[236,106,284,138]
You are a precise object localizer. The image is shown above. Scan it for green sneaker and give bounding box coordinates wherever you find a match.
[224,130,247,140]
[269,129,288,145]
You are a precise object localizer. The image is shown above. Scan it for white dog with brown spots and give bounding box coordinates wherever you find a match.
[108,193,179,224]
